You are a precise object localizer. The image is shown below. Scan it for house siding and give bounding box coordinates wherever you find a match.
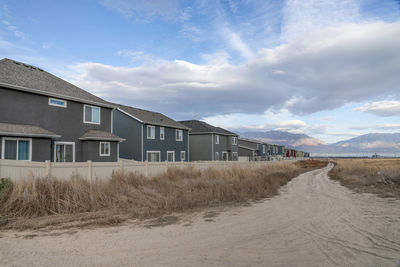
[81,140,118,162]
[188,134,213,161]
[0,136,51,161]
[0,86,116,162]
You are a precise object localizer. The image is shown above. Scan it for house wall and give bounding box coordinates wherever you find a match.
[238,146,254,157]
[0,87,115,162]
[238,139,258,150]
[112,110,142,161]
[81,140,118,162]
[0,136,51,162]
[213,134,238,160]
[143,124,189,162]
[188,134,213,161]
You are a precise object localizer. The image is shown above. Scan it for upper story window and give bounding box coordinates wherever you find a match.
[215,134,219,144]
[147,125,155,139]
[49,97,67,108]
[176,129,183,141]
[232,136,237,145]
[160,127,165,140]
[84,105,100,124]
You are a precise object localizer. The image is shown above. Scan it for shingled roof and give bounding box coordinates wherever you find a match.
[0,122,61,138]
[179,120,238,136]
[117,105,190,130]
[79,130,124,142]
[0,58,113,108]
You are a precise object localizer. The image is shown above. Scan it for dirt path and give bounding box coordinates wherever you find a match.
[1,163,400,266]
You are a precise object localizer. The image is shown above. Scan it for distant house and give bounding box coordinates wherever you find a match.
[179,120,238,161]
[0,58,123,162]
[238,138,270,160]
[285,148,297,158]
[269,144,286,160]
[112,105,190,162]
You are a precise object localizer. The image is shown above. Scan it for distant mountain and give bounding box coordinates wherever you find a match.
[239,131,400,155]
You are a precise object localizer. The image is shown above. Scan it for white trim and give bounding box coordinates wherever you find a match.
[167,151,175,162]
[54,141,75,162]
[147,125,155,139]
[111,108,115,134]
[160,127,165,140]
[116,108,144,123]
[175,129,183,141]
[222,151,228,161]
[0,132,61,138]
[215,134,219,144]
[146,150,161,162]
[215,151,219,161]
[49,97,67,108]
[83,104,101,125]
[232,152,238,161]
[232,136,237,145]
[1,137,32,161]
[180,150,186,161]
[99,141,111,157]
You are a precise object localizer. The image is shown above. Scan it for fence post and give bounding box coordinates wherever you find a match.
[145,160,149,178]
[45,160,51,177]
[0,160,2,178]
[119,159,124,172]
[88,160,92,182]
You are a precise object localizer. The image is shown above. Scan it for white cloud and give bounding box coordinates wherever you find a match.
[349,123,400,131]
[354,100,400,116]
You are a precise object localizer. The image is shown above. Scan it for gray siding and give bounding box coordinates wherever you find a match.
[0,136,51,162]
[0,87,116,162]
[188,134,213,161]
[81,140,118,162]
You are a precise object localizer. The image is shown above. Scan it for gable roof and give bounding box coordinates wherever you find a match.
[0,58,113,108]
[0,122,61,138]
[179,120,238,136]
[116,105,190,130]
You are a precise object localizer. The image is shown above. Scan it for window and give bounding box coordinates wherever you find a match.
[100,142,110,156]
[84,105,100,124]
[49,97,67,108]
[1,138,31,161]
[232,136,237,145]
[167,151,175,162]
[147,125,155,139]
[180,151,185,161]
[222,152,228,161]
[55,142,75,162]
[215,135,219,144]
[160,127,165,140]
[176,129,183,141]
[215,152,219,161]
[232,152,238,161]
[147,151,160,162]
[262,145,266,154]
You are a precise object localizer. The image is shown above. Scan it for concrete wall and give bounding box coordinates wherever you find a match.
[0,87,116,162]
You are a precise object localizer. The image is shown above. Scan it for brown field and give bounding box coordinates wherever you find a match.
[0,160,327,230]
[329,158,400,198]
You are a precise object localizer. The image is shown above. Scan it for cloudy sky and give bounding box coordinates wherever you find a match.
[1,0,399,143]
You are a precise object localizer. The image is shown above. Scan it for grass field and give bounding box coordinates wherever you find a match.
[0,160,327,230]
[329,159,400,198]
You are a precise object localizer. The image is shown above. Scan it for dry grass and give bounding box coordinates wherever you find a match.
[329,159,400,198]
[0,160,327,230]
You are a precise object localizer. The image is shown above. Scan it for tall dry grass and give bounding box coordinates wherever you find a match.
[0,160,326,229]
[329,159,400,198]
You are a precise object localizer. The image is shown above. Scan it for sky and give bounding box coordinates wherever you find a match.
[0,0,400,143]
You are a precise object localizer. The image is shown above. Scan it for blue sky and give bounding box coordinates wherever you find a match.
[1,0,400,143]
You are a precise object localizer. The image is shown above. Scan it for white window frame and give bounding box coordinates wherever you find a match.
[215,135,219,144]
[160,127,165,140]
[232,152,238,161]
[1,137,32,161]
[222,151,228,161]
[54,141,75,162]
[83,104,101,125]
[232,136,237,145]
[263,145,266,154]
[146,151,161,162]
[176,129,183,141]
[99,142,110,157]
[167,151,175,162]
[215,151,219,161]
[180,151,185,161]
[147,125,155,139]
[49,97,67,108]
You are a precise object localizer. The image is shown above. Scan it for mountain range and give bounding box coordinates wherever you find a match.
[240,131,400,156]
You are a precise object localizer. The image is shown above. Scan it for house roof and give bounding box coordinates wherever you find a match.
[238,137,264,145]
[79,130,125,142]
[0,58,113,108]
[116,105,190,130]
[178,120,238,136]
[0,123,61,138]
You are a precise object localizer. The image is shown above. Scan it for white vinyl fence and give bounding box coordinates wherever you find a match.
[0,158,299,182]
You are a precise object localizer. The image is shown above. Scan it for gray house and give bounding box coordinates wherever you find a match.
[112,105,190,162]
[238,138,271,160]
[179,120,238,161]
[0,58,123,162]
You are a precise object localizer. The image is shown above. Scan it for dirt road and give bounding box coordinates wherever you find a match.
[1,163,400,266]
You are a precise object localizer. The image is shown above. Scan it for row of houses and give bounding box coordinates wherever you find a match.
[0,58,309,163]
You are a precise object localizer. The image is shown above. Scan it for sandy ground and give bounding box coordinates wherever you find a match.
[1,163,400,267]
